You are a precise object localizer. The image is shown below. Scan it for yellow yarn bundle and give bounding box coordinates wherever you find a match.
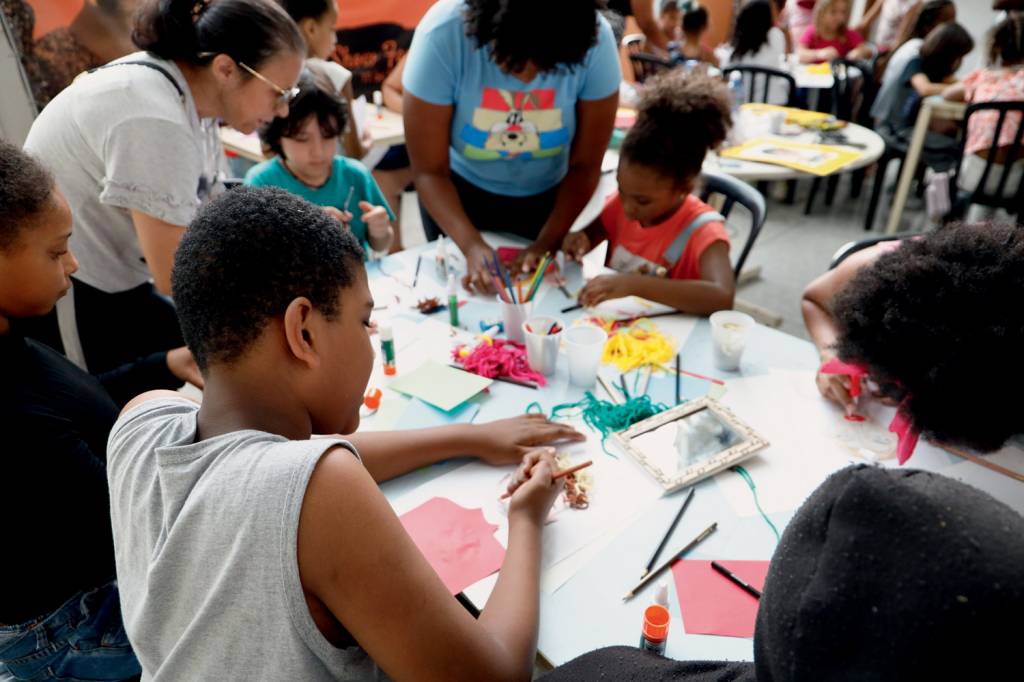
[601,319,675,372]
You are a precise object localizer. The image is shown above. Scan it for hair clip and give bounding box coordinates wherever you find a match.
[889,398,920,465]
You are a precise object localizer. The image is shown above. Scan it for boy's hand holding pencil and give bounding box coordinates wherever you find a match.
[503,449,562,522]
[359,201,393,242]
[562,231,592,262]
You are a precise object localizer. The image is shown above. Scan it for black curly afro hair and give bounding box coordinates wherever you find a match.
[463,0,605,74]
[620,70,732,186]
[171,186,364,370]
[0,138,56,251]
[832,223,1024,453]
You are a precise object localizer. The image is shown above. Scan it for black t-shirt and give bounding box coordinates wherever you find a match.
[0,333,120,624]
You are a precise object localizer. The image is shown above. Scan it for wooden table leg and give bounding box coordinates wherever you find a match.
[884,101,933,234]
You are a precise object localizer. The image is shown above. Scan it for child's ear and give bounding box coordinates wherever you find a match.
[677,178,696,197]
[283,297,321,370]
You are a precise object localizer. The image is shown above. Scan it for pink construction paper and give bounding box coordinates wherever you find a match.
[672,559,770,638]
[399,497,505,595]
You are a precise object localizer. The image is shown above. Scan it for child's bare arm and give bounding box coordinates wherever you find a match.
[578,241,735,315]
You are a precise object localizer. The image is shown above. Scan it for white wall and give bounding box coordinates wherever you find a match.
[0,14,37,145]
[954,0,999,75]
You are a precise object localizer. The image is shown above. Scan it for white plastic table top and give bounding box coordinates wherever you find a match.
[703,122,885,182]
[368,237,1024,668]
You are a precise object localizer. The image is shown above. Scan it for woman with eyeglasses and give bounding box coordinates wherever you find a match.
[21,0,305,378]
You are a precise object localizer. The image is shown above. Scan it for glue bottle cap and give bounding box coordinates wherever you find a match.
[447,273,457,295]
[379,324,393,341]
[655,580,669,607]
[363,388,382,410]
[642,604,670,643]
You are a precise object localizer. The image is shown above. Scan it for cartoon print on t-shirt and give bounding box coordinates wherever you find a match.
[460,88,570,160]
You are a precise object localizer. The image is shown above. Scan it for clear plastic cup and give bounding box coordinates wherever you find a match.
[564,324,607,388]
[523,316,563,376]
[498,296,533,344]
[710,311,755,371]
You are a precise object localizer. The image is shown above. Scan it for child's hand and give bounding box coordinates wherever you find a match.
[562,232,592,262]
[819,46,840,62]
[166,346,204,388]
[505,449,560,524]
[578,274,629,307]
[469,414,585,467]
[358,201,391,240]
[815,354,858,416]
[323,206,353,225]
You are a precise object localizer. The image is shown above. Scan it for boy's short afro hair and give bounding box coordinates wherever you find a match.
[171,186,365,370]
[0,138,56,251]
[833,223,1024,453]
[463,0,605,74]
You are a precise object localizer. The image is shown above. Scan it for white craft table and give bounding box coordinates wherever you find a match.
[367,237,1024,668]
[704,122,884,182]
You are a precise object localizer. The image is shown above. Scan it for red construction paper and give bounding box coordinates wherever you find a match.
[399,497,505,595]
[672,559,770,638]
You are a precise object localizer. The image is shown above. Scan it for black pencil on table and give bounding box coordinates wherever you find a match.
[561,303,583,313]
[642,487,695,578]
[674,353,681,405]
[619,374,631,401]
[412,254,422,288]
[711,561,762,599]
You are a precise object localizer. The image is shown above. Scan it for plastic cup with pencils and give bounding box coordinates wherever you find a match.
[523,316,563,376]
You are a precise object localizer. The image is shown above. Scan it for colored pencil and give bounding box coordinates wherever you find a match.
[623,523,718,601]
[412,254,422,288]
[675,353,681,405]
[547,321,560,335]
[497,254,517,304]
[641,487,695,578]
[342,186,355,212]
[448,364,537,389]
[711,561,762,600]
[559,284,573,298]
[524,253,552,302]
[561,303,583,313]
[597,374,621,404]
[640,365,652,397]
[619,374,631,401]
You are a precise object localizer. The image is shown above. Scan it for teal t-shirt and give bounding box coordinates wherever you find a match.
[244,156,394,254]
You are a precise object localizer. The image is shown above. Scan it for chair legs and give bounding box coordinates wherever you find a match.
[804,177,822,215]
[865,153,900,231]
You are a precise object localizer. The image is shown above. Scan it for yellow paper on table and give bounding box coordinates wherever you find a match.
[389,360,493,412]
[740,103,832,126]
[805,62,832,75]
[720,136,863,176]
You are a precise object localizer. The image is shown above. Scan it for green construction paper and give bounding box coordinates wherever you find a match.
[389,360,493,412]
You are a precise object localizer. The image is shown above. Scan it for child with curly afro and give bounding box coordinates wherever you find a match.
[563,70,736,315]
[803,223,1024,456]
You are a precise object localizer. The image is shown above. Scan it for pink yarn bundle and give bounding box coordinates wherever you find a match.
[453,339,546,387]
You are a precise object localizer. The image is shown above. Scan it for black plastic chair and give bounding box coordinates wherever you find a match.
[947,101,1024,221]
[699,169,767,277]
[828,234,914,269]
[721,65,800,108]
[805,58,878,214]
[629,52,676,83]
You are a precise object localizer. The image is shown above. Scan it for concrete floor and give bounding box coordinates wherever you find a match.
[395,168,929,342]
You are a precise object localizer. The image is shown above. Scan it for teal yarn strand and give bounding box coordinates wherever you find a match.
[731,465,781,542]
[525,392,669,458]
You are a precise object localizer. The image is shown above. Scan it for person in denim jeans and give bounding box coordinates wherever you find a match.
[0,142,141,681]
[0,583,137,681]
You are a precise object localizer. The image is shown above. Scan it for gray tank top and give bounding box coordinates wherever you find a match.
[107,398,384,681]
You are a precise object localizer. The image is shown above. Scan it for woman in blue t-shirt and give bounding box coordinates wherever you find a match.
[403,0,621,291]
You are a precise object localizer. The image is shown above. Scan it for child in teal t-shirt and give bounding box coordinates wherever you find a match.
[245,72,394,256]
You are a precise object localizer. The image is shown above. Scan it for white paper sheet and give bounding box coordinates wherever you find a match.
[713,369,865,517]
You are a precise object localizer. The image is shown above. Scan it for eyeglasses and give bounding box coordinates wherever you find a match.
[237,61,299,107]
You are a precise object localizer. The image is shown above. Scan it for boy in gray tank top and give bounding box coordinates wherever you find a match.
[107,187,582,680]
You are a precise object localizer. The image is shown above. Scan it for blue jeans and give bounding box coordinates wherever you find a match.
[0,581,140,681]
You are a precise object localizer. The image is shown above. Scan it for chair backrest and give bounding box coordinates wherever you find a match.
[629,52,676,84]
[952,101,1024,214]
[698,169,767,277]
[828,234,919,269]
[721,65,799,108]
[830,57,876,125]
